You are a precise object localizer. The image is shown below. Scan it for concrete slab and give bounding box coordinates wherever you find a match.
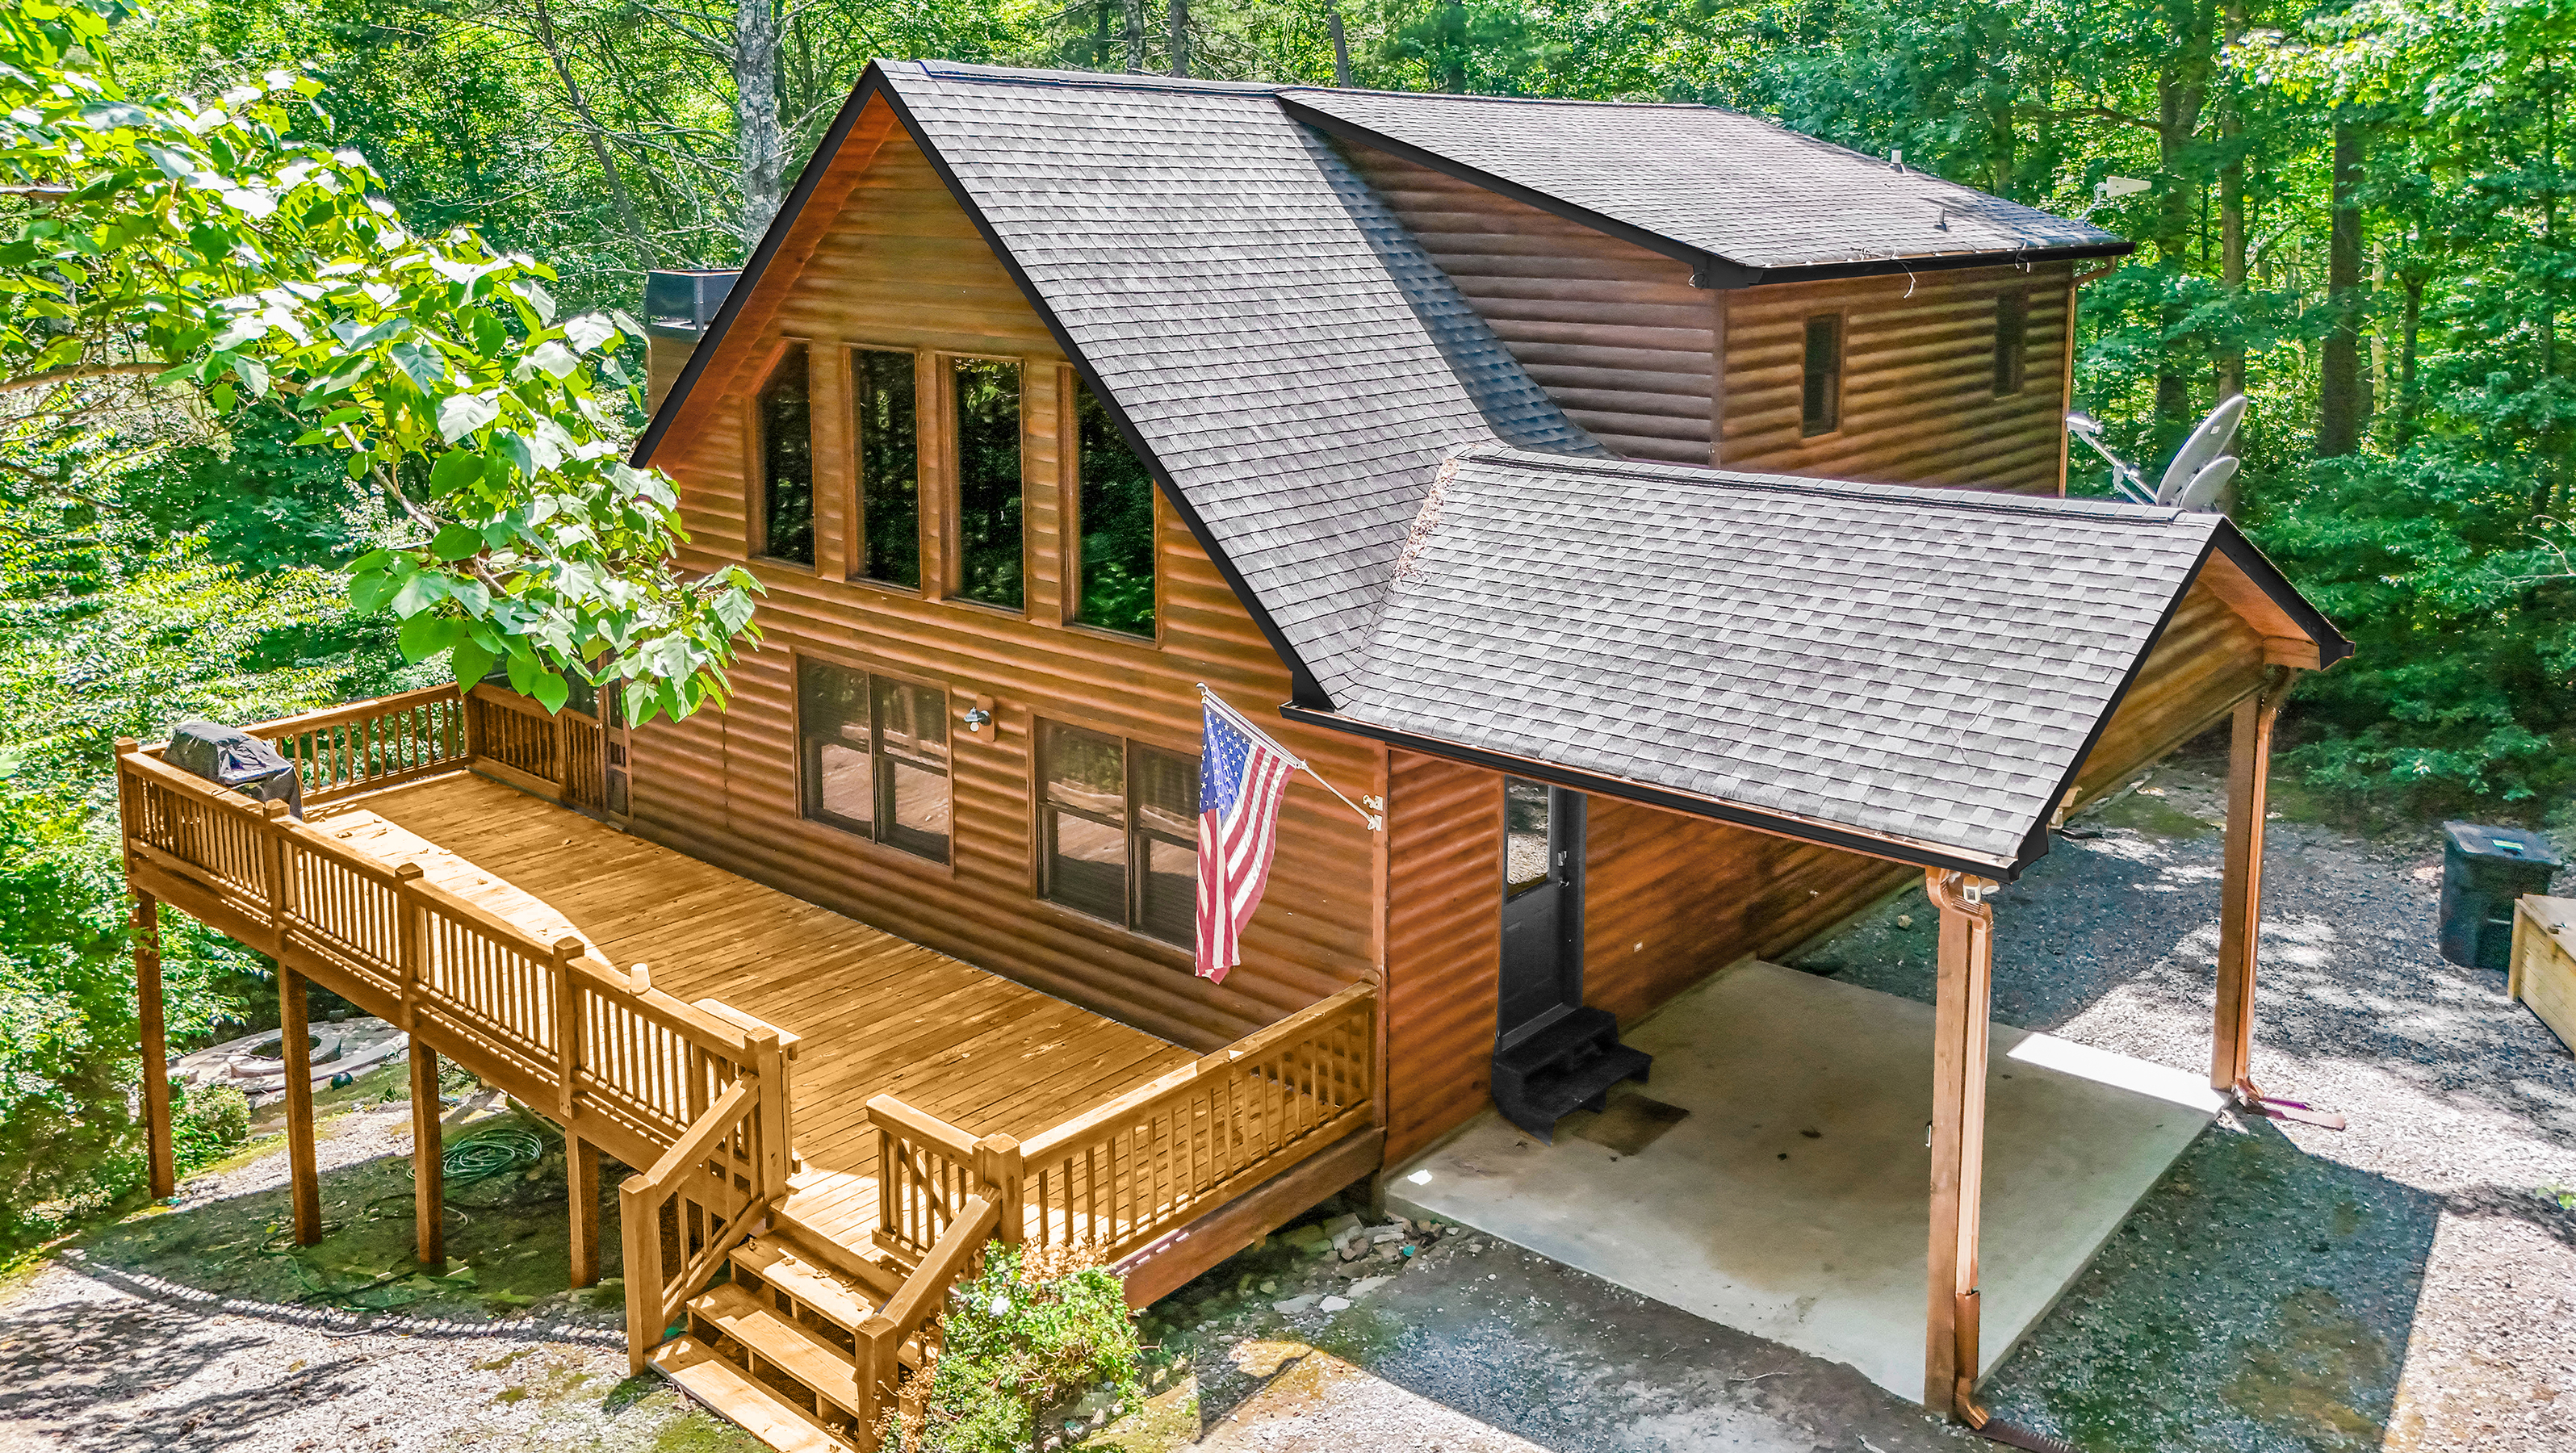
[1387,961,2222,1402]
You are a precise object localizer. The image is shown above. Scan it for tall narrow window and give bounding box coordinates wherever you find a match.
[1801,314,1841,437]
[1039,722,1200,948]
[1993,292,2029,396]
[757,345,815,565]
[874,676,952,862]
[798,659,873,837]
[854,348,919,588]
[1074,381,1155,636]
[795,658,950,864]
[953,357,1023,609]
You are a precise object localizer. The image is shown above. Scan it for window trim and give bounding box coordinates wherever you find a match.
[1992,291,2029,396]
[940,350,1032,618]
[788,648,959,873]
[747,338,818,572]
[1032,712,1201,955]
[1799,311,1845,440]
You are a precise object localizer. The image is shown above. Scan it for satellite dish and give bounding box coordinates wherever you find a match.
[2172,455,2238,513]
[2155,394,2247,505]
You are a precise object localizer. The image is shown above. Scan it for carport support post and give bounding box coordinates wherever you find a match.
[281,966,324,1246]
[410,1038,445,1270]
[2213,674,2293,1095]
[1924,869,1996,1418]
[133,890,175,1201]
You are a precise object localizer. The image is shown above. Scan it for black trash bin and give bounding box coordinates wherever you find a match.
[2440,823,2563,971]
[164,719,304,818]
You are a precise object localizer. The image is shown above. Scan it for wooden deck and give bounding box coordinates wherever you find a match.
[314,770,1196,1249]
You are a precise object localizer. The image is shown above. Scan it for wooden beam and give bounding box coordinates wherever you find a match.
[1113,1127,1384,1309]
[134,890,174,1200]
[1924,869,1996,1416]
[280,967,323,1246]
[568,1133,601,1289]
[2214,675,2291,1092]
[411,1039,444,1270]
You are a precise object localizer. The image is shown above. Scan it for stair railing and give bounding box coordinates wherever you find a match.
[618,1030,786,1373]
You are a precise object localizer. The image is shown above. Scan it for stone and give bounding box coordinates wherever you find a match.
[1259,1280,1277,1295]
[1271,1294,1320,1314]
[1347,1276,1393,1300]
[1321,1212,1362,1242]
[1368,1225,1407,1243]
[1318,1296,1350,1313]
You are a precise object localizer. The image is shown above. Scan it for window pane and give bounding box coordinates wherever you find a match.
[1801,315,1841,437]
[1074,382,1155,636]
[1134,744,1200,947]
[760,345,815,564]
[873,676,949,861]
[1993,293,2028,396]
[798,659,873,834]
[855,349,919,588]
[1505,777,1551,897]
[953,357,1023,608]
[1041,722,1126,922]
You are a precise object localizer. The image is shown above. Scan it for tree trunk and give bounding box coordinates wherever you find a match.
[2217,0,2247,400]
[1123,0,1143,72]
[1435,0,1468,93]
[732,0,785,246]
[2154,73,2202,438]
[530,0,651,272]
[2398,272,2425,444]
[1168,0,1190,77]
[1327,6,1353,87]
[2317,116,2365,459]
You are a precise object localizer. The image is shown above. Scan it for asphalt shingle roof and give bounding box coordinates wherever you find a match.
[1283,88,2126,274]
[882,61,1601,699]
[1332,447,2222,867]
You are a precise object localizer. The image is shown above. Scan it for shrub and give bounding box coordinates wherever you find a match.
[171,1081,251,1175]
[885,1239,1143,1452]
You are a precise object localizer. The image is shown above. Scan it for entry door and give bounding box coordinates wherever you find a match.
[1499,777,1585,1038]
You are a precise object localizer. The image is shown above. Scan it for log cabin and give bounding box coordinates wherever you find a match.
[115,60,2348,1451]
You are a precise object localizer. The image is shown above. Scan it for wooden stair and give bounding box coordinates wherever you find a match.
[651,1225,895,1452]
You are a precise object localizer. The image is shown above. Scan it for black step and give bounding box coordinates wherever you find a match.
[1492,1007,1650,1143]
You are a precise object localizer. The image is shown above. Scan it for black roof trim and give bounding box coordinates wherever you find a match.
[1279,703,2028,881]
[2213,521,2355,666]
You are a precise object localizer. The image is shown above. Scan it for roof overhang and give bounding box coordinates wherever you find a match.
[1277,95,2136,290]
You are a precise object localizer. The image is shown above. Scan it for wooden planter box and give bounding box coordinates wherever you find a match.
[2508,895,2576,1053]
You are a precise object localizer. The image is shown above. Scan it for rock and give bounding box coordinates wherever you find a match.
[1259,1279,1278,1295]
[1347,1275,1393,1300]
[1321,1212,1362,1243]
[1281,1224,1330,1254]
[1318,1295,1350,1313]
[1338,1243,1368,1262]
[1271,1293,1320,1314]
[1368,1224,1407,1243]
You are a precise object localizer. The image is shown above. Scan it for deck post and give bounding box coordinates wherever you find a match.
[568,1133,601,1288]
[410,1038,445,1269]
[1924,869,1996,1417]
[393,862,425,1029]
[133,889,175,1200]
[748,1028,788,1200]
[2213,675,2291,1094]
[551,936,585,1122]
[280,966,324,1246]
[619,1172,659,1375]
[975,1133,1024,1244]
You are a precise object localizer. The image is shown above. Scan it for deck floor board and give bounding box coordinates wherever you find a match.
[312,771,1194,1250]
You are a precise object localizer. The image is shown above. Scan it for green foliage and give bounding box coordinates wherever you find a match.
[890,1242,1142,1453]
[0,0,759,722]
[172,1080,251,1175]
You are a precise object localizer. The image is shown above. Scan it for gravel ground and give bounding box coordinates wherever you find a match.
[0,1082,760,1453]
[1820,738,2576,1452]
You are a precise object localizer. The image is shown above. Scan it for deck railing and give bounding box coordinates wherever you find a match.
[115,706,794,1373]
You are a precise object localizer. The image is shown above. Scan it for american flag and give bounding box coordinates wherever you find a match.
[1195,699,1295,983]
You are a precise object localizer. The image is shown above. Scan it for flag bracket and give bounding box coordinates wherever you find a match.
[1198,685,1384,832]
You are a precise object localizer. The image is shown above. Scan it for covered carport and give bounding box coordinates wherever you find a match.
[1295,446,2350,1422]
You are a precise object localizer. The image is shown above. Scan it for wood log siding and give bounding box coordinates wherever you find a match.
[638,108,1384,1053]
[1720,266,2075,492]
[1380,750,1505,1165]
[1334,141,1717,465]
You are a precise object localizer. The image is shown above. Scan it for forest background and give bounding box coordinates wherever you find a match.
[3,0,2568,1243]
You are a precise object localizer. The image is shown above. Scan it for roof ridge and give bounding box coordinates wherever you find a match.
[1464,445,2188,526]
[907,58,1291,98]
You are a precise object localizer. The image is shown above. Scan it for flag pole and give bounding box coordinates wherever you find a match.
[1197,684,1383,832]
